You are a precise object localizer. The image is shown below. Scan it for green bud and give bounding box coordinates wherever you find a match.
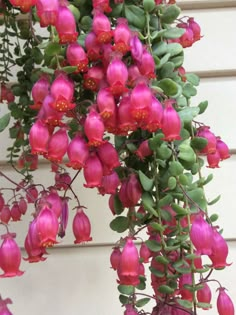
[143,0,156,12]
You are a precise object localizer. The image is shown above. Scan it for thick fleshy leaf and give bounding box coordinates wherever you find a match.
[110,216,129,233]
[178,107,199,123]
[118,285,135,295]
[146,240,161,252]
[157,78,179,96]
[0,113,11,132]
[138,171,154,191]
[169,161,184,176]
[160,5,181,24]
[185,73,200,86]
[198,100,208,114]
[136,298,150,308]
[179,140,196,163]
[45,43,61,57]
[163,27,185,39]
[124,5,145,29]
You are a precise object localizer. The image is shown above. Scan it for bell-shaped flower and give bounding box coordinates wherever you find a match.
[67,135,89,169]
[31,76,50,110]
[209,228,231,268]
[83,66,105,91]
[106,58,129,96]
[98,171,121,195]
[46,128,68,163]
[188,17,201,42]
[84,109,105,147]
[190,214,213,255]
[97,88,116,120]
[197,126,217,155]
[73,208,92,244]
[139,242,152,263]
[117,238,140,286]
[135,140,153,160]
[110,247,121,270]
[117,96,137,134]
[144,96,163,133]
[130,35,143,63]
[38,95,64,127]
[29,120,50,155]
[83,152,103,188]
[124,304,138,315]
[36,0,59,27]
[85,32,101,61]
[66,43,88,73]
[113,18,131,54]
[24,234,47,263]
[0,206,11,224]
[10,202,21,221]
[55,5,78,44]
[0,296,13,315]
[216,137,230,160]
[207,151,221,168]
[36,207,59,247]
[97,142,120,174]
[126,174,142,207]
[217,288,235,315]
[197,282,212,309]
[138,49,156,79]
[0,233,24,278]
[92,11,112,44]
[50,73,75,112]
[161,100,181,141]
[130,82,152,125]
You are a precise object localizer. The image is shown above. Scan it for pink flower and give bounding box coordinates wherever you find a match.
[38,95,64,126]
[97,142,120,174]
[55,5,78,44]
[161,100,181,141]
[197,282,212,309]
[0,206,11,224]
[110,247,121,270]
[98,171,121,195]
[66,43,88,73]
[197,126,217,154]
[207,151,221,168]
[209,228,231,268]
[139,242,152,263]
[83,66,105,91]
[188,18,201,42]
[29,120,50,155]
[190,214,213,255]
[10,202,21,221]
[0,296,13,315]
[67,135,89,169]
[216,137,230,160]
[0,233,24,278]
[73,208,92,244]
[138,49,156,79]
[124,304,138,315]
[83,152,103,188]
[217,288,235,315]
[50,73,75,112]
[84,109,105,147]
[36,207,59,247]
[106,58,129,96]
[145,96,163,133]
[113,19,131,54]
[97,88,116,120]
[36,0,59,27]
[46,128,68,163]
[126,174,142,206]
[135,140,153,160]
[24,234,47,263]
[117,238,140,286]
[31,76,50,110]
[130,82,152,124]
[117,96,137,134]
[92,11,112,44]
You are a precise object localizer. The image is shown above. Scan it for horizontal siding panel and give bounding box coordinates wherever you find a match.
[183,8,236,72]
[179,0,236,10]
[0,242,235,315]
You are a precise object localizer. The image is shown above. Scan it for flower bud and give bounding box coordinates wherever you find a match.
[217,288,235,315]
[73,208,92,244]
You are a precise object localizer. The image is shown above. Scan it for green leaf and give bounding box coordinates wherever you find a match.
[68,4,80,21]
[178,107,199,123]
[113,194,124,215]
[182,83,197,98]
[118,285,135,295]
[178,174,189,186]
[158,194,173,208]
[148,133,164,150]
[41,67,54,75]
[110,216,129,233]
[152,41,168,57]
[198,100,208,114]
[171,203,189,215]
[142,192,157,216]
[208,194,221,206]
[146,240,161,252]
[210,213,219,222]
[163,27,185,39]
[171,55,184,68]
[0,113,11,132]
[185,73,200,86]
[169,161,184,176]
[149,266,165,278]
[179,140,196,163]
[196,302,212,309]
[156,53,171,69]
[143,0,155,12]
[138,171,154,191]
[156,143,172,160]
[168,176,177,190]
[160,5,181,24]
[61,66,78,73]
[166,43,183,57]
[155,255,169,265]
[188,188,207,210]
[119,295,129,305]
[124,5,145,29]
[45,42,61,57]
[158,285,175,294]
[149,222,165,233]
[160,62,175,78]
[136,298,150,308]
[157,78,179,97]
[191,137,208,151]
[177,299,193,309]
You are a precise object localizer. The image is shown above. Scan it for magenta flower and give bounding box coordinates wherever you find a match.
[217,288,235,315]
[73,208,92,244]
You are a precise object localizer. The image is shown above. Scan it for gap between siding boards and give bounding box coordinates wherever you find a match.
[20,238,236,251]
[179,0,236,10]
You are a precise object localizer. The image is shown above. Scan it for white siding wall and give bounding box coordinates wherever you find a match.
[0,1,236,314]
